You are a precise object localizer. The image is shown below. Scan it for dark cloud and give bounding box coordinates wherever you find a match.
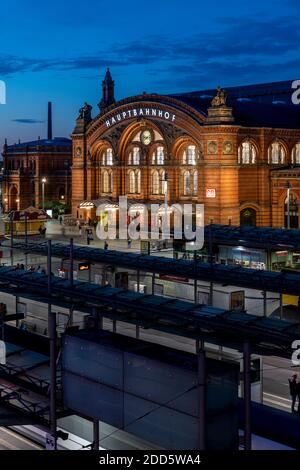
[0,15,300,89]
[12,119,45,124]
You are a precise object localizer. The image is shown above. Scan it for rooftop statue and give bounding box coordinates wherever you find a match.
[79,102,92,120]
[211,86,227,107]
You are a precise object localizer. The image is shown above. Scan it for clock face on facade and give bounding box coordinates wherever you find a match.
[141,130,152,145]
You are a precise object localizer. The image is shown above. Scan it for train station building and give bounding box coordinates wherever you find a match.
[72,71,300,229]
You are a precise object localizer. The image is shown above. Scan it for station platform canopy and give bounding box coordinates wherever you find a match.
[11,240,300,296]
[204,224,300,251]
[0,266,300,358]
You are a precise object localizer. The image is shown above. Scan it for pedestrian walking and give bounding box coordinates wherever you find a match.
[59,215,63,225]
[289,374,298,413]
[79,226,82,237]
[127,237,132,249]
[104,240,109,250]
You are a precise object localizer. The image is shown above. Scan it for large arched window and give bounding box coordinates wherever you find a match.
[101,147,113,166]
[9,186,18,211]
[238,141,257,164]
[292,143,300,165]
[128,170,141,194]
[102,171,113,193]
[285,193,298,229]
[128,146,140,165]
[183,170,198,196]
[183,145,197,165]
[268,141,285,164]
[151,146,165,165]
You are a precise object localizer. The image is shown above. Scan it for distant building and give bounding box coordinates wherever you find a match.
[2,103,72,211]
[72,72,300,228]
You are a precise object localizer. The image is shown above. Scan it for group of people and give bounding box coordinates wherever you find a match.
[15,263,46,274]
[289,374,300,414]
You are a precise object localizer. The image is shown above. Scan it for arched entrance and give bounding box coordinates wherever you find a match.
[240,208,256,227]
[284,193,298,229]
[9,186,18,211]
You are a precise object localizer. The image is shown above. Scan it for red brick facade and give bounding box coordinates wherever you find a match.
[2,138,72,211]
[71,80,300,229]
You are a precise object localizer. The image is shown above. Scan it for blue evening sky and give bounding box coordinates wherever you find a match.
[0,0,299,144]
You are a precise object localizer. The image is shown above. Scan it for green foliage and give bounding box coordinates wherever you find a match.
[42,201,71,216]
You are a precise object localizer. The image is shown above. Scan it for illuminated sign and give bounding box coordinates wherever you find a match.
[206,188,216,198]
[78,262,90,271]
[105,107,176,128]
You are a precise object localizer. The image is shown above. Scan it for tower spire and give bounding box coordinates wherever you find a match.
[98,68,115,112]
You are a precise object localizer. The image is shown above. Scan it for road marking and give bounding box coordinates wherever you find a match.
[263,398,291,409]
[264,392,291,402]
[0,437,16,450]
[1,427,42,450]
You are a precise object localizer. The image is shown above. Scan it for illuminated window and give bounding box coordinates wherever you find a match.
[238,141,256,164]
[268,142,285,164]
[102,147,113,166]
[129,170,135,193]
[152,146,165,165]
[160,170,167,194]
[137,170,141,193]
[128,146,140,165]
[102,171,113,193]
[183,145,196,165]
[193,171,198,195]
[183,171,191,196]
[152,170,160,194]
[292,143,300,164]
[183,171,198,196]
[128,170,141,194]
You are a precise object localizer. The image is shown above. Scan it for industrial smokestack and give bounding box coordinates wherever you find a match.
[47,101,52,140]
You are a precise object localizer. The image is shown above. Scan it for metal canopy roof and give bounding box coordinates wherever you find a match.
[11,240,300,295]
[0,337,51,426]
[205,224,300,251]
[0,266,300,358]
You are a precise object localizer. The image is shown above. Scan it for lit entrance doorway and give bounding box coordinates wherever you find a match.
[240,208,256,227]
[9,186,18,211]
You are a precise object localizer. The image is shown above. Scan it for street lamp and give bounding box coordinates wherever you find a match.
[286,182,291,230]
[42,177,47,211]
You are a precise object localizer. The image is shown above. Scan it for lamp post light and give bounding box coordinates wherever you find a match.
[284,181,293,230]
[42,177,47,211]
[287,184,291,230]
